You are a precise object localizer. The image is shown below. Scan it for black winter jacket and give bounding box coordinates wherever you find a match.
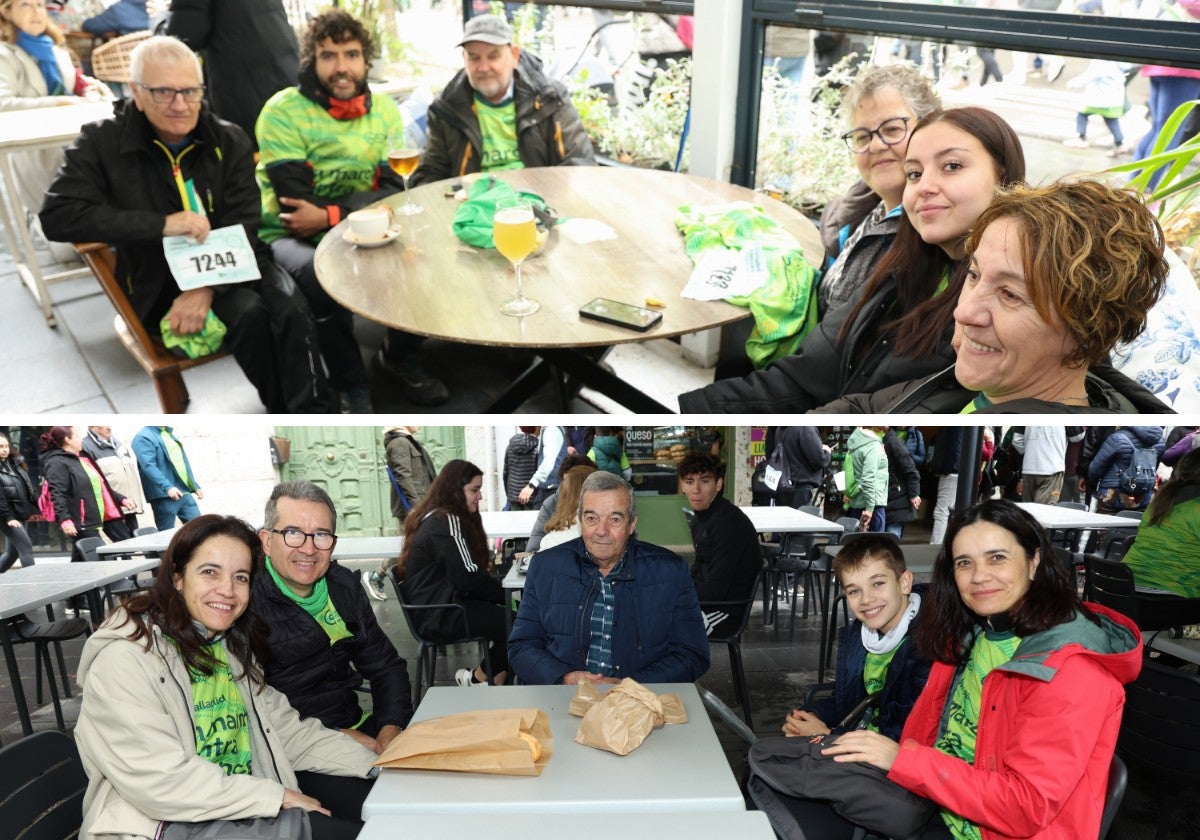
[0,457,36,521]
[401,511,504,641]
[409,50,595,187]
[251,562,413,730]
[679,276,956,413]
[689,495,761,614]
[774,426,829,492]
[40,101,275,325]
[40,448,126,531]
[814,364,1174,415]
[167,0,300,143]
[883,430,921,525]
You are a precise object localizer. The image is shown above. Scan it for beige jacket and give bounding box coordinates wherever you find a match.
[0,40,79,109]
[75,608,377,840]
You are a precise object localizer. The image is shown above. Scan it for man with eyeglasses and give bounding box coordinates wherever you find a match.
[39,35,335,413]
[252,480,413,764]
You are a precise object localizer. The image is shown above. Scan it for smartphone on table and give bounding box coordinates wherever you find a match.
[578,298,663,332]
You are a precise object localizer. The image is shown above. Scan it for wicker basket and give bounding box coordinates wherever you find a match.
[90,30,153,83]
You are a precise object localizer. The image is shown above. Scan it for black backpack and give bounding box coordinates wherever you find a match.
[1116,438,1158,499]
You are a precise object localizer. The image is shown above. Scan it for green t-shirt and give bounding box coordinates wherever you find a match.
[936,630,1022,840]
[188,641,253,776]
[862,647,899,733]
[474,94,524,173]
[961,393,991,414]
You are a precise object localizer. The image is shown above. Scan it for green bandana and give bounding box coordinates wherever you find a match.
[185,641,253,776]
[452,176,550,249]
[264,557,353,644]
[160,310,227,359]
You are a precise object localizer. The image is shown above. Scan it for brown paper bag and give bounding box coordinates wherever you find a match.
[660,692,688,724]
[373,707,552,776]
[568,681,604,717]
[575,679,669,756]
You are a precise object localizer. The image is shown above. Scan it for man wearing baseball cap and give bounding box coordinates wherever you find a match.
[408,13,595,187]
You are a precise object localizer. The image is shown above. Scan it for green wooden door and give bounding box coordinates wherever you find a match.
[275,426,465,536]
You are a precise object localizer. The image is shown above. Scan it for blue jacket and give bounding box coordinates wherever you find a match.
[131,426,199,502]
[508,537,710,685]
[808,586,931,741]
[82,0,150,35]
[1087,426,1165,492]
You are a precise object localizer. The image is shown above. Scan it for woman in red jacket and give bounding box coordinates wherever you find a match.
[823,498,1141,839]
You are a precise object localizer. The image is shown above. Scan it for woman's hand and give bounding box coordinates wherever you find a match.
[120,498,137,512]
[61,520,77,537]
[281,788,330,816]
[340,727,382,755]
[6,519,20,528]
[821,730,901,772]
[782,709,830,737]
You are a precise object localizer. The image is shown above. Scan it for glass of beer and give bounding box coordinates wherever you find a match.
[387,128,422,215]
[493,196,539,316]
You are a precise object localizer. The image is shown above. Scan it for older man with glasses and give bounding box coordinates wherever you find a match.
[252,480,413,773]
[39,34,335,412]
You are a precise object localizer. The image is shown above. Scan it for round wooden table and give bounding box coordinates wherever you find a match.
[313,165,822,410]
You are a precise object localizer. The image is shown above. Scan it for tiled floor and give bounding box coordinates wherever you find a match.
[2,549,1196,837]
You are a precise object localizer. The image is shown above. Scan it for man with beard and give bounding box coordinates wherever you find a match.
[255,10,447,411]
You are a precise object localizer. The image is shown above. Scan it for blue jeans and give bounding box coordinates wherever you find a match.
[1134,75,1200,189]
[848,506,887,533]
[149,494,201,531]
[885,520,906,538]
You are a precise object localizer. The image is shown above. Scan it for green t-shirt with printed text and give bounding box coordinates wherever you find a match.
[474,95,524,173]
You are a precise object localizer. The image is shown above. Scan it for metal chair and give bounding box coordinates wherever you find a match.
[1083,554,1200,630]
[1118,656,1200,840]
[387,567,493,699]
[699,570,763,727]
[0,730,87,839]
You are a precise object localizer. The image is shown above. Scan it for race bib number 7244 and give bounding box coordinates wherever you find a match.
[163,224,262,290]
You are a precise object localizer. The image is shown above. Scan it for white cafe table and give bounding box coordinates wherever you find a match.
[1015,502,1142,531]
[742,505,844,536]
[0,100,115,326]
[0,557,161,734]
[359,810,776,840]
[361,683,745,818]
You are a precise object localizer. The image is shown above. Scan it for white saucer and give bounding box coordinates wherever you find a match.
[343,227,400,249]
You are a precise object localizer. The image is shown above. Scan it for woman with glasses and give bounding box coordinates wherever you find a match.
[682,106,1026,413]
[394,459,510,687]
[76,515,378,840]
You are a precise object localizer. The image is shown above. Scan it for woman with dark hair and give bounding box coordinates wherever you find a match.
[40,425,135,548]
[0,430,37,571]
[681,107,1026,413]
[816,499,1141,839]
[395,459,508,687]
[74,515,377,840]
[1122,449,1200,597]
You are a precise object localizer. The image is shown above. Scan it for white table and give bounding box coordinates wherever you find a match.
[742,505,845,535]
[0,557,160,734]
[1016,503,1142,531]
[0,101,114,326]
[1147,634,1200,666]
[362,683,745,817]
[359,811,775,839]
[97,510,544,559]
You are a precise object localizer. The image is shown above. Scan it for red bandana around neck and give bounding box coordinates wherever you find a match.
[328,94,368,121]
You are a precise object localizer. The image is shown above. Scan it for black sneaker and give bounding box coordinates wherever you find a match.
[372,349,450,406]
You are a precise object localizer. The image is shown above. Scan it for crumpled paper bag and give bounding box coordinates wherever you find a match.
[373,707,552,776]
[572,678,688,755]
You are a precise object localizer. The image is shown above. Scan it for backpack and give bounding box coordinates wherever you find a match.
[761,438,791,493]
[1116,437,1158,499]
[37,479,56,522]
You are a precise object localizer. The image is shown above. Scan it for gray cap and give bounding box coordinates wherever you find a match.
[458,15,513,47]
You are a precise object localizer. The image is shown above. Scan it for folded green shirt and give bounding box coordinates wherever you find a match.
[160,310,227,359]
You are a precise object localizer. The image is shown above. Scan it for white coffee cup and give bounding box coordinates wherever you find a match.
[348,207,392,240]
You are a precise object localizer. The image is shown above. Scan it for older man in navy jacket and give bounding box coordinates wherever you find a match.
[509,471,709,685]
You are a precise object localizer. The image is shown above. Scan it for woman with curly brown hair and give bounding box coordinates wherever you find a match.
[819,179,1170,413]
[394,459,508,686]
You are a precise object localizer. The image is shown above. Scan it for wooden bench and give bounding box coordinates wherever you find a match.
[74,241,229,413]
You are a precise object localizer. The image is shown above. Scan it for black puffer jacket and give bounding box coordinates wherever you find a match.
[401,511,504,641]
[251,562,413,731]
[814,364,1174,415]
[40,448,126,531]
[167,0,300,143]
[883,429,921,526]
[0,457,36,521]
[40,100,273,325]
[679,276,956,413]
[410,50,595,187]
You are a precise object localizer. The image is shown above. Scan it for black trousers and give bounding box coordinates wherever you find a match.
[462,600,511,675]
[295,771,374,840]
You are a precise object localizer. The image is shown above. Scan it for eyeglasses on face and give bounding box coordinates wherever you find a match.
[841,116,912,154]
[268,528,337,550]
[136,83,206,104]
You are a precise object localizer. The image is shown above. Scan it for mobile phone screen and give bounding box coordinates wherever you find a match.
[578,298,663,332]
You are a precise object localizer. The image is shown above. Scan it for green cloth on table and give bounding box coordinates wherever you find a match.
[452,176,548,249]
[159,310,226,359]
[675,202,817,368]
